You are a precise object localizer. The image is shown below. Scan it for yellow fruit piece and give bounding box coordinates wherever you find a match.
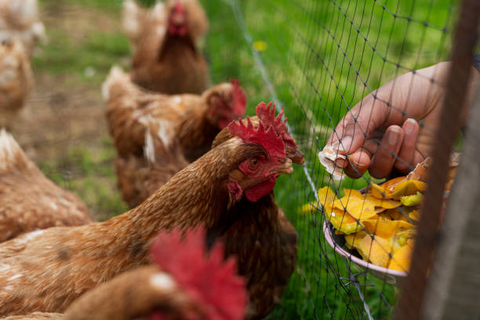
[345,188,401,209]
[318,186,337,206]
[333,196,377,220]
[361,219,415,239]
[409,209,420,221]
[369,177,407,199]
[400,191,423,206]
[390,180,427,200]
[388,242,414,272]
[345,231,367,250]
[356,235,393,268]
[383,208,412,222]
[325,208,362,234]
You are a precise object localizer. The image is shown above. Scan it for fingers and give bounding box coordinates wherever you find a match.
[343,149,372,178]
[328,94,388,155]
[394,118,419,173]
[369,125,404,179]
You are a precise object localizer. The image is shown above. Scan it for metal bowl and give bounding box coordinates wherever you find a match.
[323,220,407,286]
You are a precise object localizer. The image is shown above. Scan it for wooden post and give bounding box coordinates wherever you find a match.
[420,77,480,319]
[396,0,480,318]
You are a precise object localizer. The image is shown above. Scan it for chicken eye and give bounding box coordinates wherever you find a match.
[249,158,259,170]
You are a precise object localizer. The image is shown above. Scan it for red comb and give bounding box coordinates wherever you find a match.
[230,79,247,118]
[228,117,285,159]
[256,102,296,148]
[174,0,184,14]
[150,228,246,320]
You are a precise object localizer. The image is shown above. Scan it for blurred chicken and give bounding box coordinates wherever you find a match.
[103,67,245,206]
[0,113,293,316]
[104,66,246,162]
[0,129,93,243]
[114,115,189,208]
[0,0,46,57]
[123,0,210,94]
[1,229,246,320]
[0,38,33,128]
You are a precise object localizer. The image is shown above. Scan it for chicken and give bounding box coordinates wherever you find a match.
[0,0,46,57]
[0,38,33,128]
[114,115,189,208]
[103,66,246,206]
[211,102,304,319]
[1,228,246,320]
[0,130,93,243]
[0,113,293,316]
[104,67,246,162]
[124,0,210,94]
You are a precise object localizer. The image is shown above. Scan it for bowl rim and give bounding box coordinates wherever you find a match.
[323,219,408,278]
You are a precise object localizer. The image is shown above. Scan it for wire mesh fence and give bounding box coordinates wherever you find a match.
[2,0,478,318]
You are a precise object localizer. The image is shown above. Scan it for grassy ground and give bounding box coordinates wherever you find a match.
[22,0,456,318]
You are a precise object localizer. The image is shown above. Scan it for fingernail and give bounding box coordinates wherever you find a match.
[388,127,401,145]
[404,118,416,134]
[340,136,352,152]
[335,158,346,167]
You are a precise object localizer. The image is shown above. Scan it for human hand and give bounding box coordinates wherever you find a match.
[324,62,456,179]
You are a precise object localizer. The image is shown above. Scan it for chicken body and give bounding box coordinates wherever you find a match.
[0,132,292,315]
[1,229,246,320]
[0,0,46,57]
[0,130,93,243]
[124,0,209,94]
[210,103,304,319]
[103,66,245,206]
[0,38,33,127]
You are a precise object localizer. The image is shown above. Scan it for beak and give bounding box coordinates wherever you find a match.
[288,149,305,165]
[275,158,294,175]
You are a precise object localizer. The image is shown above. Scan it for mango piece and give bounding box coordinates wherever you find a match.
[388,241,414,272]
[325,208,363,234]
[356,235,393,268]
[409,209,420,221]
[401,192,423,206]
[345,231,368,250]
[333,196,377,220]
[346,188,401,209]
[318,186,337,206]
[390,180,426,200]
[361,219,415,239]
[384,208,414,222]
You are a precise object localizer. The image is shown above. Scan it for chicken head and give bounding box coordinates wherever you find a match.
[227,117,293,202]
[205,79,247,130]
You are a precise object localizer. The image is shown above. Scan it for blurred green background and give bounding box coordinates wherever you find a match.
[27,0,458,318]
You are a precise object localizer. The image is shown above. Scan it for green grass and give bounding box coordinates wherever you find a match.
[34,0,457,318]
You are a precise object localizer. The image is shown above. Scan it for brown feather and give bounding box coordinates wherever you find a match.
[0,130,94,243]
[0,138,278,316]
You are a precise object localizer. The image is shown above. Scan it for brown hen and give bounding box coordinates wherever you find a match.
[103,66,246,206]
[0,114,292,316]
[1,229,246,320]
[211,102,303,319]
[0,0,46,57]
[0,130,93,243]
[124,0,209,94]
[0,38,33,128]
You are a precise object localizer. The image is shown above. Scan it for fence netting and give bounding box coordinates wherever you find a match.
[11,0,464,319]
[201,0,458,319]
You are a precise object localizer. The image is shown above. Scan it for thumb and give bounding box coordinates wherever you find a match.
[329,93,389,154]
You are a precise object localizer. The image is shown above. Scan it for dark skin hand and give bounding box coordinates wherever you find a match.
[328,62,477,179]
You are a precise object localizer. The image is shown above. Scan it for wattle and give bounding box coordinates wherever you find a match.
[245,175,277,202]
